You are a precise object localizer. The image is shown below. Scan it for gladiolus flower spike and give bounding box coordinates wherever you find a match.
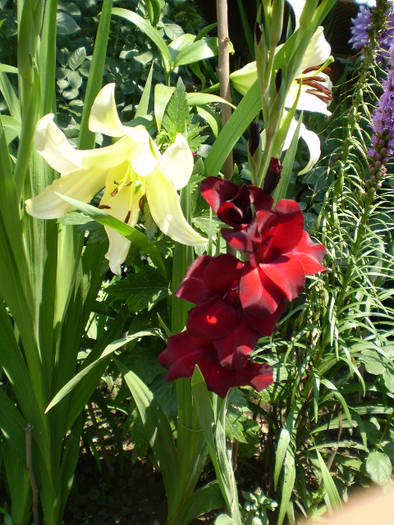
[159,179,326,397]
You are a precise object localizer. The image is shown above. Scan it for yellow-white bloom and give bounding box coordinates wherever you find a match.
[230,27,331,174]
[231,27,332,116]
[26,83,206,274]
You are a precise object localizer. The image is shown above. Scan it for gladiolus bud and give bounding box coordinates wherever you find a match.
[275,69,282,93]
[263,158,282,194]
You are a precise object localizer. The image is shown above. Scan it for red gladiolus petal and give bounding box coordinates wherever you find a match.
[249,364,273,391]
[261,255,306,302]
[176,255,213,304]
[217,202,245,226]
[187,299,239,340]
[222,227,253,252]
[259,200,304,261]
[213,321,260,368]
[200,177,238,213]
[240,263,282,317]
[249,186,273,211]
[244,300,285,337]
[289,231,326,275]
[203,254,244,294]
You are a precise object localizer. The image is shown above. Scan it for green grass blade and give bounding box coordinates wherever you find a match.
[135,63,154,118]
[316,450,342,510]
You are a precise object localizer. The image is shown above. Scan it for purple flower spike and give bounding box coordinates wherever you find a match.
[350,6,394,60]
[349,6,371,51]
[367,43,394,189]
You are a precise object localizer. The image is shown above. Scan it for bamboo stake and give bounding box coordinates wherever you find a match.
[216,0,233,179]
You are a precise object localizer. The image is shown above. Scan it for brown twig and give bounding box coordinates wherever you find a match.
[216,0,233,179]
[25,424,40,525]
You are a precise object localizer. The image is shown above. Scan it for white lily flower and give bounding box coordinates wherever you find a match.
[26,83,206,274]
[231,27,332,115]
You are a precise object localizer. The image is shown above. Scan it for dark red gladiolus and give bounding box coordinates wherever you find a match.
[176,254,283,366]
[200,177,272,228]
[223,199,326,316]
[158,332,273,398]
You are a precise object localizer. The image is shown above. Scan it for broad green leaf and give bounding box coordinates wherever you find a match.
[112,8,172,73]
[186,92,235,108]
[116,359,179,507]
[45,330,158,413]
[107,266,168,313]
[182,482,224,523]
[174,37,218,67]
[365,452,392,486]
[316,450,342,510]
[56,12,80,35]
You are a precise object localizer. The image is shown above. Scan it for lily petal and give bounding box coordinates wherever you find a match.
[89,83,126,137]
[159,134,194,190]
[145,170,207,246]
[298,124,321,175]
[285,76,332,116]
[299,27,331,74]
[99,164,144,274]
[281,116,321,175]
[25,168,107,219]
[35,114,83,173]
[131,135,160,178]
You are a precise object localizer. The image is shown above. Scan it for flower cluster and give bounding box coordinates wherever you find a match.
[367,43,394,189]
[350,5,394,58]
[159,177,326,397]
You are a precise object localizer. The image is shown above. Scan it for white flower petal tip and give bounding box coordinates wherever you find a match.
[146,171,207,247]
[159,134,194,190]
[297,125,321,175]
[34,114,82,173]
[89,83,125,137]
[105,233,132,275]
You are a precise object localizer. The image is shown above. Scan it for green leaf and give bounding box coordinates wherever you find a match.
[273,115,302,203]
[68,47,87,70]
[183,481,224,524]
[205,81,260,178]
[215,515,234,525]
[277,449,296,525]
[116,359,178,507]
[0,115,20,144]
[45,330,158,413]
[0,64,18,74]
[112,8,172,73]
[56,12,80,35]
[174,37,218,67]
[154,84,175,131]
[107,266,168,313]
[186,92,235,108]
[316,450,342,510]
[274,428,291,490]
[162,78,190,141]
[365,452,392,486]
[135,63,154,119]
